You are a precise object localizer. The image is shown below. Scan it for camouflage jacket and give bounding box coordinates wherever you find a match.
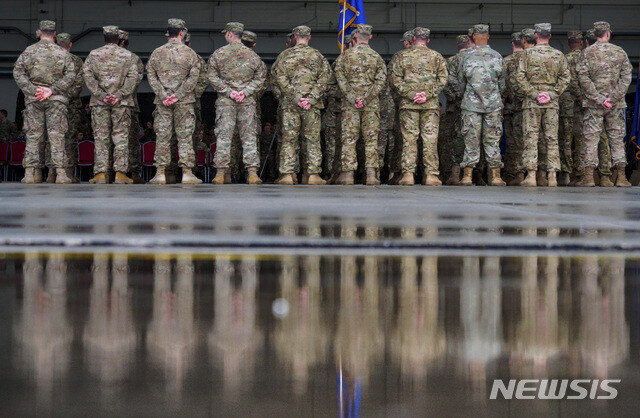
[0,120,18,142]
[502,50,524,114]
[208,41,266,106]
[379,86,396,130]
[13,39,77,105]
[125,50,144,112]
[272,44,332,109]
[322,60,344,128]
[195,55,209,99]
[443,50,468,113]
[456,45,505,113]
[147,39,201,105]
[514,44,571,109]
[84,43,139,107]
[67,53,85,109]
[559,49,582,116]
[577,41,632,109]
[389,44,448,110]
[334,43,387,109]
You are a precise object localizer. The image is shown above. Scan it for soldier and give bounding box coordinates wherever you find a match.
[13,20,77,183]
[118,29,145,184]
[387,30,414,185]
[515,23,571,187]
[377,83,395,178]
[0,109,17,142]
[333,24,387,185]
[389,27,448,186]
[557,31,584,186]
[84,26,139,184]
[577,21,632,187]
[208,22,266,185]
[441,33,473,185]
[456,24,506,186]
[147,18,202,184]
[272,25,332,185]
[502,32,525,186]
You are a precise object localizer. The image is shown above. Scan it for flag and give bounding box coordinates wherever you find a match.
[338,0,366,50]
[631,76,640,163]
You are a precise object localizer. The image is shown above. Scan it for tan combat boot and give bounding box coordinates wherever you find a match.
[67,168,80,183]
[22,168,40,184]
[336,171,354,185]
[365,168,380,185]
[488,168,506,186]
[614,165,631,187]
[307,174,327,185]
[520,170,537,187]
[149,168,167,184]
[212,168,226,185]
[247,168,262,185]
[599,173,614,187]
[55,168,74,184]
[182,168,203,184]
[398,172,415,186]
[507,172,524,186]
[276,174,294,185]
[46,169,56,183]
[90,172,108,184]
[423,174,442,186]
[114,172,134,184]
[446,165,461,185]
[577,167,595,187]
[460,167,473,186]
[387,172,401,185]
[536,170,548,187]
[547,171,558,187]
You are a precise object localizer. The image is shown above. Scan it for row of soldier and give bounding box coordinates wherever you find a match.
[13,19,633,186]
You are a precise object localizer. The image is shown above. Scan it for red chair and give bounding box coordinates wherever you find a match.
[76,140,95,181]
[140,141,156,181]
[8,140,26,181]
[0,141,8,181]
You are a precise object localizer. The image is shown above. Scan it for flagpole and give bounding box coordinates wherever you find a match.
[340,0,347,53]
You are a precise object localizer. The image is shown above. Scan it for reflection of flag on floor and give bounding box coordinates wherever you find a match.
[338,0,366,50]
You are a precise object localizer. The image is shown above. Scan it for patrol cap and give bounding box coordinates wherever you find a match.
[222,22,244,34]
[510,32,522,42]
[55,33,72,44]
[412,27,431,38]
[585,28,597,42]
[168,18,187,31]
[118,30,129,41]
[103,26,119,36]
[242,30,257,43]
[183,31,191,43]
[353,24,373,36]
[473,24,489,34]
[467,28,475,37]
[456,34,469,44]
[522,28,536,42]
[292,25,311,37]
[344,33,353,44]
[534,23,552,33]
[401,30,414,42]
[567,30,582,40]
[593,21,611,32]
[39,20,56,32]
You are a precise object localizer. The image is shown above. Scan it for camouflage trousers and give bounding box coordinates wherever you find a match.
[323,124,340,174]
[154,103,196,169]
[522,107,561,172]
[438,110,464,173]
[558,115,576,173]
[279,105,321,175]
[503,111,523,175]
[129,111,141,172]
[461,110,503,169]
[23,100,68,169]
[573,108,612,175]
[399,109,440,175]
[582,107,627,168]
[389,106,403,173]
[377,129,394,170]
[91,105,132,173]
[214,103,259,169]
[45,104,81,169]
[340,105,379,171]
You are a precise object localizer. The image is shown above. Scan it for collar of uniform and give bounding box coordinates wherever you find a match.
[39,38,54,43]
[168,38,182,44]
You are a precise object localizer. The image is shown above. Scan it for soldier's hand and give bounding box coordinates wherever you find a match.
[602,99,614,109]
[413,92,427,104]
[234,91,246,103]
[355,97,364,109]
[536,92,551,104]
[162,95,178,106]
[298,98,311,110]
[36,86,53,101]
[103,95,115,105]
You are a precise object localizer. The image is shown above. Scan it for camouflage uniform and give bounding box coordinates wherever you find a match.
[377,86,396,170]
[558,42,582,175]
[84,29,139,174]
[322,69,342,175]
[503,46,525,177]
[208,39,266,169]
[455,43,505,169]
[0,119,18,142]
[13,29,77,170]
[577,35,632,169]
[515,36,571,172]
[441,44,469,174]
[128,49,144,175]
[272,36,331,175]
[389,39,448,176]
[334,38,387,171]
[147,35,201,169]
